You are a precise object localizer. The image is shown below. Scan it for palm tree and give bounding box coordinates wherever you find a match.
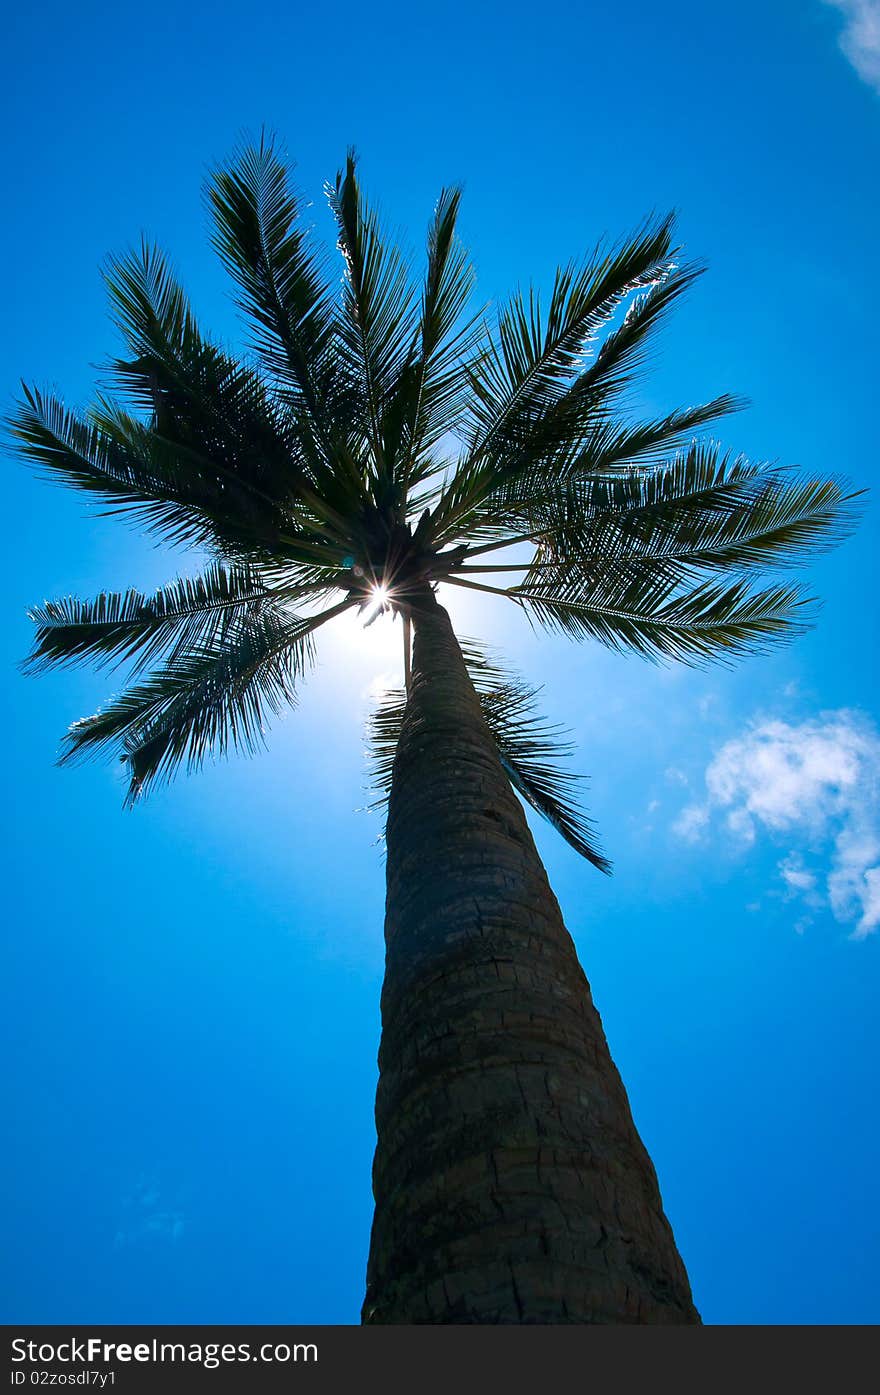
[10,137,858,1325]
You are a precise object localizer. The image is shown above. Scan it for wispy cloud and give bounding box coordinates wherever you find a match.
[674,709,880,938]
[823,1,880,92]
[114,1174,185,1247]
[672,802,709,841]
[360,670,401,702]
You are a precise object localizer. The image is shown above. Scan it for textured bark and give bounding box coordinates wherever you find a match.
[362,592,699,1324]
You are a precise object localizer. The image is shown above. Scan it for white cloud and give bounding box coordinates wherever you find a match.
[823,1,880,92]
[779,853,819,896]
[672,802,709,842]
[675,709,880,938]
[360,670,402,702]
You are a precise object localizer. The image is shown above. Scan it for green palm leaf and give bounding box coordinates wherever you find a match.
[432,215,680,535]
[327,152,419,495]
[573,262,703,401]
[519,444,863,582]
[465,215,677,441]
[8,386,220,549]
[403,187,481,470]
[104,243,309,495]
[205,135,371,521]
[517,571,813,665]
[436,397,743,548]
[61,598,353,803]
[206,135,337,406]
[22,562,331,676]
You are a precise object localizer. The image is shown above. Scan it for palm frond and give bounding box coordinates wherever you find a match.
[432,215,682,535]
[438,397,743,548]
[60,598,353,803]
[327,152,419,495]
[104,236,199,369]
[206,134,337,405]
[467,215,676,439]
[402,188,481,472]
[99,399,359,570]
[557,397,744,480]
[8,386,220,548]
[367,642,609,870]
[205,133,369,519]
[519,444,863,586]
[102,241,366,532]
[22,562,319,676]
[573,262,703,401]
[517,570,814,666]
[104,239,259,454]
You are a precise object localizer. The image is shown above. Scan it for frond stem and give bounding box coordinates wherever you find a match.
[455,533,540,559]
[443,576,523,602]
[454,563,533,574]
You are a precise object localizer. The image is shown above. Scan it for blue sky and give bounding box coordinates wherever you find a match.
[2,0,879,1325]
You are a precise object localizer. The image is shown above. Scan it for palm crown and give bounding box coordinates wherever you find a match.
[11,137,858,869]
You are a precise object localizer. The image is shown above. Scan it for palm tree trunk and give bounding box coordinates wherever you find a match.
[362,590,699,1324]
